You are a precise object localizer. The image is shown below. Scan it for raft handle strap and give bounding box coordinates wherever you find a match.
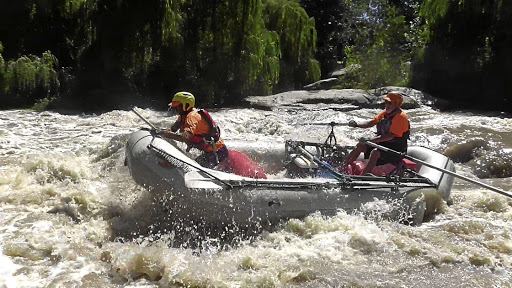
[148,140,233,190]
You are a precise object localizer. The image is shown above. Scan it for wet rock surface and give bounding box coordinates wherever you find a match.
[244,86,448,111]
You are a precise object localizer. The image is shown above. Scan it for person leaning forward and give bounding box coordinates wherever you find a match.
[344,91,410,175]
[158,91,229,168]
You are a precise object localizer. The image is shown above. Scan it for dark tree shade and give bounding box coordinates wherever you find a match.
[411,0,512,111]
[1,0,319,111]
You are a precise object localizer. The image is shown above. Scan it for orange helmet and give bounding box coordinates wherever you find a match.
[383,91,403,107]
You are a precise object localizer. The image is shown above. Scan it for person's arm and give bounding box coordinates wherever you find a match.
[159,129,189,143]
[170,121,181,132]
[349,119,376,129]
[350,110,385,129]
[369,132,395,143]
[357,121,375,129]
[159,115,191,143]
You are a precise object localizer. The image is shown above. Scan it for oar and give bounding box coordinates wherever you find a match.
[365,141,512,199]
[296,146,348,182]
[131,107,158,130]
[309,121,350,126]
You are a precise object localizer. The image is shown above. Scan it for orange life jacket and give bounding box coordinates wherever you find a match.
[188,109,221,151]
[376,108,410,144]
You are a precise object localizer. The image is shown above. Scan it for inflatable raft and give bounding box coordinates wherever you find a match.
[125,129,455,226]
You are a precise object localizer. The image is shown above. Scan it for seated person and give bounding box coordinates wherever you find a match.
[344,91,410,175]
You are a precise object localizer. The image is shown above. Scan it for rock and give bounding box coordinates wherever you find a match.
[244,86,452,111]
[328,64,361,77]
[443,139,488,163]
[303,78,340,90]
[370,86,449,110]
[245,89,371,111]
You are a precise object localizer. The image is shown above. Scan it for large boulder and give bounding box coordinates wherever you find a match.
[244,88,423,110]
[370,86,450,110]
[244,89,372,111]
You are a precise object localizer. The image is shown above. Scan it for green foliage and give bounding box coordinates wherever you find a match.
[411,0,512,110]
[0,51,60,109]
[342,3,413,89]
[181,0,284,101]
[263,0,320,89]
[117,0,184,77]
[151,0,317,104]
[0,52,5,95]
[1,0,320,109]
[299,0,347,76]
[5,0,510,112]
[264,0,316,64]
[419,0,450,27]
[241,31,281,94]
[161,0,280,105]
[32,97,57,111]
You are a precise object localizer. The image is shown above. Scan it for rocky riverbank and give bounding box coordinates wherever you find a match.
[244,86,451,111]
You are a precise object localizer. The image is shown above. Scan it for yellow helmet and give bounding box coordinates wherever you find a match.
[169,91,195,111]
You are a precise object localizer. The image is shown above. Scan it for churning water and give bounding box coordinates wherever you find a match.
[0,103,511,287]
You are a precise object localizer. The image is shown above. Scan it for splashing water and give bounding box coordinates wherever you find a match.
[0,106,511,287]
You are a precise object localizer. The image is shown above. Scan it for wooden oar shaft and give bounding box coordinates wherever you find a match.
[131,107,158,130]
[365,141,512,198]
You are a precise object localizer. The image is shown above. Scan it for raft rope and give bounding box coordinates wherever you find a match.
[148,138,234,189]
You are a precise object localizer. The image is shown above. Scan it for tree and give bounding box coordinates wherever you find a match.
[411,0,512,111]
[300,0,418,89]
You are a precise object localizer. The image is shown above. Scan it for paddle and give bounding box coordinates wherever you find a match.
[309,121,350,126]
[131,107,158,130]
[365,141,512,199]
[296,146,348,182]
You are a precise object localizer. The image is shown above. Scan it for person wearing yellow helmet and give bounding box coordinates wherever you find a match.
[344,91,410,175]
[159,91,228,168]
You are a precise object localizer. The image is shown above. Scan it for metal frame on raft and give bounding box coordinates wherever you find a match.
[151,142,437,192]
[283,142,436,191]
[304,121,512,199]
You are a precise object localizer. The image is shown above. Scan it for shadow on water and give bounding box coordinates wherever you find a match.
[105,189,279,250]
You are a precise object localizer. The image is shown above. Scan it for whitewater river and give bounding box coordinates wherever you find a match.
[1,102,511,287]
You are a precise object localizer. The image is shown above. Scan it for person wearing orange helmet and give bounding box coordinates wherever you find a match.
[159,91,228,168]
[344,91,410,175]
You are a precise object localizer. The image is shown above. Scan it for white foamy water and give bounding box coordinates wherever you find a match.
[0,105,511,287]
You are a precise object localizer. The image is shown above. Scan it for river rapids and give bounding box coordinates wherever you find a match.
[1,104,511,287]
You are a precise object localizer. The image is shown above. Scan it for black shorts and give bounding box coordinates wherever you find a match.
[364,141,407,166]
